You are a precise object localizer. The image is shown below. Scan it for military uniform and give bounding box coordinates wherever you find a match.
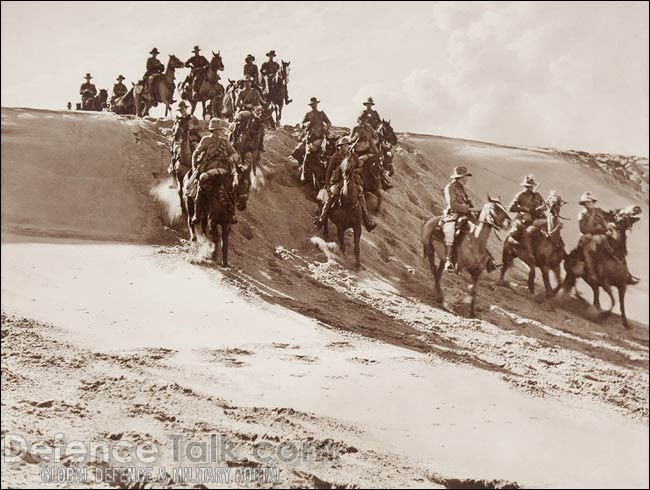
[80,82,97,98]
[243,62,259,86]
[349,122,379,155]
[111,82,127,104]
[185,51,209,97]
[441,169,474,270]
[359,108,381,130]
[303,109,331,140]
[260,59,280,93]
[236,87,263,111]
[145,56,164,77]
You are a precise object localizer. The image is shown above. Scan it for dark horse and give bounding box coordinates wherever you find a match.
[376,119,398,175]
[230,109,265,178]
[81,89,108,111]
[137,54,185,117]
[421,198,512,317]
[498,192,568,301]
[180,51,225,119]
[320,152,364,270]
[558,205,642,328]
[183,165,252,267]
[264,60,290,126]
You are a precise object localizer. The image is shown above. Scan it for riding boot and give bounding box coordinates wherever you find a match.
[627,273,640,285]
[358,191,376,232]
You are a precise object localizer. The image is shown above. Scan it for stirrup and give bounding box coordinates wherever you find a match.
[444,259,455,273]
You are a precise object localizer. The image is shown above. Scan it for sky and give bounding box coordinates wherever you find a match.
[1,1,648,156]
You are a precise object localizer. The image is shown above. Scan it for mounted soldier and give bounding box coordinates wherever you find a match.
[172,100,202,167]
[442,166,477,272]
[577,191,611,282]
[184,45,210,100]
[143,47,165,101]
[110,75,128,106]
[260,49,291,104]
[505,175,547,257]
[79,73,97,106]
[359,97,382,130]
[314,136,377,233]
[350,114,393,191]
[290,97,332,161]
[231,76,264,146]
[243,54,260,88]
[187,118,240,227]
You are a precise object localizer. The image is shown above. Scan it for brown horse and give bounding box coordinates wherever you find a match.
[230,109,264,178]
[558,205,642,328]
[377,119,398,176]
[264,61,290,126]
[183,165,251,266]
[320,153,364,270]
[180,51,225,119]
[139,54,184,117]
[498,193,567,300]
[421,197,512,317]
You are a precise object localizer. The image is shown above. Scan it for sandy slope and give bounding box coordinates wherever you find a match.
[1,108,648,488]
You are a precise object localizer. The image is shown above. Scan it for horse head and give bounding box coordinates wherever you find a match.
[234,163,251,211]
[480,195,512,229]
[613,205,642,233]
[378,119,398,145]
[167,54,185,70]
[210,50,225,71]
[281,60,290,79]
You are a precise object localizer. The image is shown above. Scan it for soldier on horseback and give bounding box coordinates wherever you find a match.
[260,50,291,104]
[290,97,332,161]
[243,54,260,87]
[188,118,240,226]
[143,47,165,102]
[110,75,127,106]
[350,114,393,191]
[184,46,210,100]
[505,175,547,257]
[79,73,97,106]
[443,166,477,272]
[359,97,382,130]
[314,136,377,232]
[172,101,201,159]
[231,76,264,148]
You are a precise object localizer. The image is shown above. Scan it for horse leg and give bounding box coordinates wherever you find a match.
[323,217,329,242]
[187,198,197,242]
[552,266,563,294]
[201,100,207,120]
[527,264,536,295]
[337,226,346,254]
[221,224,231,268]
[618,285,629,329]
[353,225,361,271]
[469,273,479,318]
[210,216,220,263]
[497,245,515,286]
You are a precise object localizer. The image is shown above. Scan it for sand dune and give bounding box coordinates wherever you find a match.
[1,108,648,488]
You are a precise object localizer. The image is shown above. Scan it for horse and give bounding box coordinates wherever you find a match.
[558,205,642,328]
[221,79,240,121]
[183,165,251,266]
[498,194,568,300]
[180,51,225,119]
[230,109,264,178]
[360,152,384,210]
[170,116,199,215]
[421,197,512,317]
[264,60,290,126]
[139,54,185,117]
[81,89,108,111]
[320,152,364,270]
[110,85,137,115]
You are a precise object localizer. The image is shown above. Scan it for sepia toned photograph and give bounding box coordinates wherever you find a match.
[1,1,648,488]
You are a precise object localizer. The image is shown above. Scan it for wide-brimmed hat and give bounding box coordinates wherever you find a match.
[363,97,375,106]
[177,101,189,111]
[579,191,597,205]
[116,75,125,81]
[192,45,201,53]
[266,50,276,57]
[308,97,320,106]
[521,174,538,187]
[451,166,472,179]
[208,118,223,131]
[337,136,352,147]
[245,54,255,62]
[84,73,93,80]
[150,47,160,55]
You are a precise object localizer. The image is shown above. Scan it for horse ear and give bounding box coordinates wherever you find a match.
[212,51,216,57]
